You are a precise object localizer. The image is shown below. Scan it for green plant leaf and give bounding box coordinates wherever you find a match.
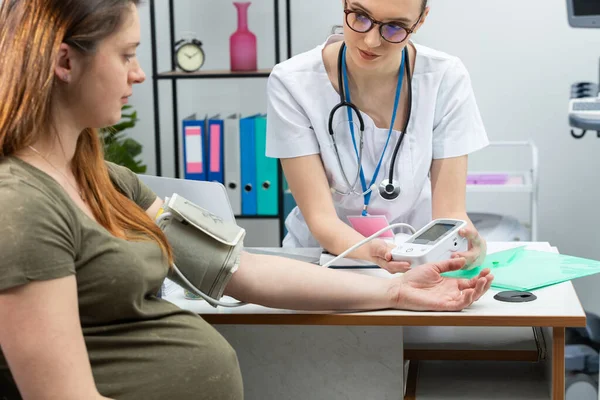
[102,105,147,173]
[111,120,136,132]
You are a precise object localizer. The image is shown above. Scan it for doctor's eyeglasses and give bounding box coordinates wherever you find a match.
[343,6,423,44]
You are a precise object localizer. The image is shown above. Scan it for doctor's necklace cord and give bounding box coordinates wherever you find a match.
[328,42,414,214]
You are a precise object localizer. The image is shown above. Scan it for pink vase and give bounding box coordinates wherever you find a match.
[230,2,257,71]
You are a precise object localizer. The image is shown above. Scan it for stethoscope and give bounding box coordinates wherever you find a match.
[328,42,413,214]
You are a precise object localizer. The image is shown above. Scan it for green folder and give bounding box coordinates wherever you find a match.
[442,246,600,291]
[254,115,278,215]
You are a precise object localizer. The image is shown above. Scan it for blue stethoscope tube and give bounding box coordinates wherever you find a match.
[327,42,413,208]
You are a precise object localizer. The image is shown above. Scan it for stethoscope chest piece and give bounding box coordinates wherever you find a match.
[378,179,401,200]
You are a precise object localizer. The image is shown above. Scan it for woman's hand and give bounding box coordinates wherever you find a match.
[368,239,411,273]
[450,226,487,268]
[388,258,493,311]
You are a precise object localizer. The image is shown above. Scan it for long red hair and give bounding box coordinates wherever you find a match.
[0,0,173,263]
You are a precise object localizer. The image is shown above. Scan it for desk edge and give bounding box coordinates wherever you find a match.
[199,313,586,327]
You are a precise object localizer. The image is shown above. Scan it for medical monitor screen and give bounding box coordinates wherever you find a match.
[415,223,454,243]
[574,0,600,16]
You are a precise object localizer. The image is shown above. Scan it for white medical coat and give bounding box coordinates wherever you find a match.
[266,34,489,248]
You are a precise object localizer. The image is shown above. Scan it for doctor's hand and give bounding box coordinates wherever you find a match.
[450,226,487,269]
[369,239,411,273]
[389,258,494,311]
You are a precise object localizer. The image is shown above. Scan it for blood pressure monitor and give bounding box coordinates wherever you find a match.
[391,219,468,266]
[567,0,600,28]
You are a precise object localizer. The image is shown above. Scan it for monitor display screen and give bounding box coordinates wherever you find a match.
[415,223,454,243]
[574,0,600,16]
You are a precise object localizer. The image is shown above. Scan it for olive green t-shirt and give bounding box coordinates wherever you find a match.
[0,156,243,399]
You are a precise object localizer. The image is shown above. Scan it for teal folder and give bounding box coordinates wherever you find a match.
[254,115,278,215]
[443,246,600,291]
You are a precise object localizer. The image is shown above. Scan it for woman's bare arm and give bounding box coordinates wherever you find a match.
[225,252,492,312]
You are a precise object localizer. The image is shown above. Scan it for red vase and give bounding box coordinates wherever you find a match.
[230,2,257,71]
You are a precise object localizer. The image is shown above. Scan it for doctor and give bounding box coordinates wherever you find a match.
[266,0,489,272]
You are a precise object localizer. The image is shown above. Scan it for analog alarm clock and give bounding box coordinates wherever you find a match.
[174,38,205,72]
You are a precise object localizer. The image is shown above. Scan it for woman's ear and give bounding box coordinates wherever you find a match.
[55,43,73,83]
[413,6,430,35]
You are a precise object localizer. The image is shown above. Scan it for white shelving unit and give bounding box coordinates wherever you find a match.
[466,141,539,241]
[467,171,535,193]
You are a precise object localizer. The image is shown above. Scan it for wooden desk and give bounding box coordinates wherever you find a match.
[165,242,586,400]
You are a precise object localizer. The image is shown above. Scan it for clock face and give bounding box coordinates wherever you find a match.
[176,43,205,72]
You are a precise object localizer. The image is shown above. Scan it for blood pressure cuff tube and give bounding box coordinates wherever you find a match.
[158,197,246,305]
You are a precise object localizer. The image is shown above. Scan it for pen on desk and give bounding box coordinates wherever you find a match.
[321,250,380,269]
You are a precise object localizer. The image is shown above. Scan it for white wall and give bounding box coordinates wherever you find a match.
[129,1,600,311]
[412,0,600,312]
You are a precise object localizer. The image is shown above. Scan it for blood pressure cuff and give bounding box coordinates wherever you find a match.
[156,194,246,304]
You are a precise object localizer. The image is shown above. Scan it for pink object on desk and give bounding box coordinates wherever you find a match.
[347,215,394,238]
[467,174,509,185]
[507,176,524,184]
